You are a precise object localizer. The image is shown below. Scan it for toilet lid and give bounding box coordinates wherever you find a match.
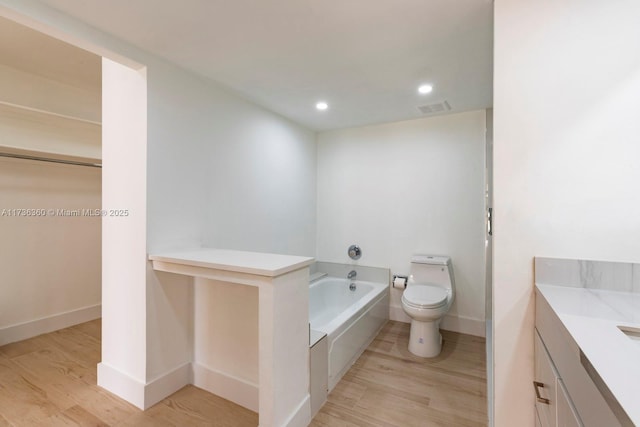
[403,284,448,308]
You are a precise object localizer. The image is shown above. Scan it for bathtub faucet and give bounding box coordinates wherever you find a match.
[348,270,357,291]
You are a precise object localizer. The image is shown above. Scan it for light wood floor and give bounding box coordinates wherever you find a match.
[312,321,488,427]
[0,320,486,426]
[0,320,257,426]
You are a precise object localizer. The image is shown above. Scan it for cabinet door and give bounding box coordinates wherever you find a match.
[557,379,583,427]
[535,406,544,427]
[535,329,557,427]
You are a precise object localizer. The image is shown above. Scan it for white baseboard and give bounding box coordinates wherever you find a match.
[280,394,311,427]
[389,305,411,323]
[441,313,485,338]
[0,304,101,346]
[144,362,191,409]
[97,362,146,410]
[389,305,485,337]
[192,362,258,412]
[98,362,191,410]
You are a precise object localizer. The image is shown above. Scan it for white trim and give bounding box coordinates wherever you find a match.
[441,313,485,338]
[0,304,101,346]
[279,394,311,427]
[97,362,146,410]
[144,362,191,409]
[98,361,191,410]
[192,362,259,412]
[389,305,411,323]
[389,305,485,337]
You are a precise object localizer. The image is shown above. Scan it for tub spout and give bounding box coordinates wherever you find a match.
[347,270,357,280]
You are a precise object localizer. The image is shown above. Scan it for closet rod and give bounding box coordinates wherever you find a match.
[0,152,102,168]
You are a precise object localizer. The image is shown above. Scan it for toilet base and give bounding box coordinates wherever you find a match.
[408,319,442,358]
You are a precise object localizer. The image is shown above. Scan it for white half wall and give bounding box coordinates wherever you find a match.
[494,1,640,425]
[317,110,487,336]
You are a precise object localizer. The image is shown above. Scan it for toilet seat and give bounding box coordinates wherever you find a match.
[402,284,448,309]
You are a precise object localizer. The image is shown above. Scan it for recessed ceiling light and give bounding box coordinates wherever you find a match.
[316,101,328,111]
[418,84,433,94]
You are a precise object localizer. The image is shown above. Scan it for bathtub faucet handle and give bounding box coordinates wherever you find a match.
[347,270,357,280]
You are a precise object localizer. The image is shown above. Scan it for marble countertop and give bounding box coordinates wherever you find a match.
[149,247,314,277]
[536,284,640,424]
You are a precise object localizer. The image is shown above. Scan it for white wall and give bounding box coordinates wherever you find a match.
[494,0,640,425]
[144,55,317,254]
[192,278,259,410]
[0,158,101,343]
[317,110,487,336]
[203,110,317,257]
[144,59,317,258]
[194,280,258,382]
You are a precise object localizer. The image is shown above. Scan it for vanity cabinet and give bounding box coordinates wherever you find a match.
[535,288,624,427]
[534,330,582,427]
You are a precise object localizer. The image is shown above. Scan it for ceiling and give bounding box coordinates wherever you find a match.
[34,0,493,131]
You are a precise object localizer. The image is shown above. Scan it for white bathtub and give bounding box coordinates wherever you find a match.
[309,277,389,391]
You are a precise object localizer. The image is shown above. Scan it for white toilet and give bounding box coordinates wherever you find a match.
[401,254,455,357]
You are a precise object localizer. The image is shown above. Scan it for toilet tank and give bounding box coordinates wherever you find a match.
[409,255,454,290]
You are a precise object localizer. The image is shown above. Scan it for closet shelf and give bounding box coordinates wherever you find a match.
[0,102,101,161]
[0,100,101,126]
[0,145,101,165]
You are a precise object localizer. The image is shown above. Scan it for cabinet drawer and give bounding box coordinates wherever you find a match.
[535,329,557,427]
[557,379,583,427]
